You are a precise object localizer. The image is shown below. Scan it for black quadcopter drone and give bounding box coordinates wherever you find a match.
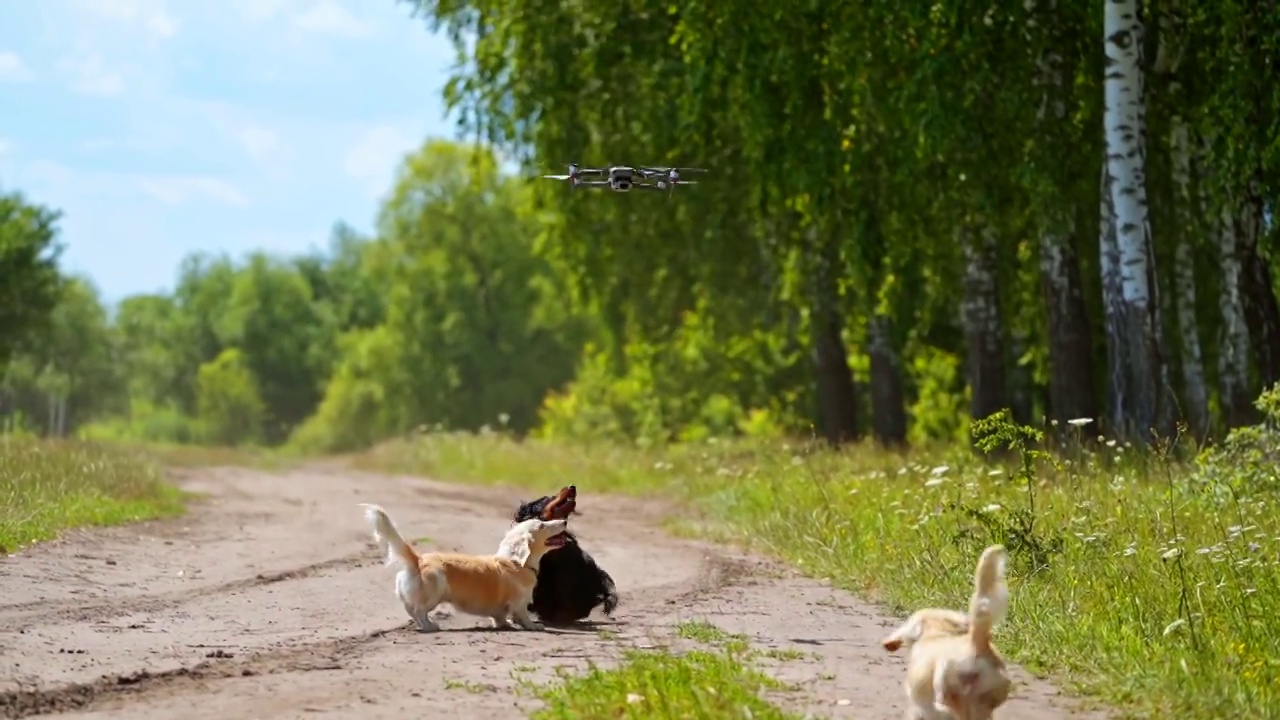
[539,163,708,194]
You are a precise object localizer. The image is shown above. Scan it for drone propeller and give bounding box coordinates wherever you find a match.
[541,174,573,180]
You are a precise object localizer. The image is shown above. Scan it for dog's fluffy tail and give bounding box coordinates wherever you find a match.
[359,503,419,572]
[601,575,620,617]
[967,544,1009,651]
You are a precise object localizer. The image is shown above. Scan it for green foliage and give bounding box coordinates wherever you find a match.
[1191,382,1280,498]
[216,253,334,443]
[0,438,185,552]
[288,327,397,453]
[0,191,64,368]
[906,347,969,445]
[537,306,808,445]
[289,140,587,451]
[195,348,266,446]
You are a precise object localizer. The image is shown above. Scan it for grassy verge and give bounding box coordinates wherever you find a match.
[104,440,298,471]
[355,393,1280,720]
[527,637,799,720]
[0,437,187,552]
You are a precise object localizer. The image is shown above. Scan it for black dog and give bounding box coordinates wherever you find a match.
[513,485,619,625]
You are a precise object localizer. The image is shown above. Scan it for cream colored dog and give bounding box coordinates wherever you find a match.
[359,503,568,632]
[882,545,1012,719]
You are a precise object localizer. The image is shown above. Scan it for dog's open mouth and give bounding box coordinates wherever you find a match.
[545,531,570,549]
[541,485,578,521]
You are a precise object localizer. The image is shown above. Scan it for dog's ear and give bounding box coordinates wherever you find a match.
[503,529,535,565]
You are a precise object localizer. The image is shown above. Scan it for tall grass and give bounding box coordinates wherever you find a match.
[355,387,1280,719]
[0,437,186,552]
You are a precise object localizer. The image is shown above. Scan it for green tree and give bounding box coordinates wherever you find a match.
[195,348,266,446]
[215,252,334,443]
[0,191,64,369]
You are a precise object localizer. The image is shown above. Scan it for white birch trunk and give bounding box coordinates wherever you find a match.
[1159,0,1209,440]
[1105,0,1152,312]
[1217,196,1252,423]
[1103,0,1160,439]
[1170,121,1209,438]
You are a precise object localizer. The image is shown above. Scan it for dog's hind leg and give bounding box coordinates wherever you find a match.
[490,615,513,630]
[411,610,440,632]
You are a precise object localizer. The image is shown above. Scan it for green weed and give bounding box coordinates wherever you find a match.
[529,647,801,720]
[0,438,187,552]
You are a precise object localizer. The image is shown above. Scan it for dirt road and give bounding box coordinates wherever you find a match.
[1,465,1101,719]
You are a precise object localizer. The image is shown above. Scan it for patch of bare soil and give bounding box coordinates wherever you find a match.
[0,465,1104,719]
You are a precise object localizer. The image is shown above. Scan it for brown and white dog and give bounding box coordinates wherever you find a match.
[882,544,1012,719]
[359,503,568,632]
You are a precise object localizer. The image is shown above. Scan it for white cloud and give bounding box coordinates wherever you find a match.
[60,52,126,96]
[237,125,281,162]
[76,0,180,39]
[343,124,420,195]
[0,51,36,83]
[293,0,373,38]
[146,12,179,39]
[233,0,296,23]
[135,175,250,208]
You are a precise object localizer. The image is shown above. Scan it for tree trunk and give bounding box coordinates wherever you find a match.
[1167,115,1209,440]
[960,225,1008,427]
[1214,187,1256,428]
[808,230,859,445]
[1238,172,1280,392]
[1100,155,1125,435]
[1103,0,1163,443]
[1008,330,1035,426]
[1040,222,1100,430]
[1030,0,1099,433]
[866,312,907,446]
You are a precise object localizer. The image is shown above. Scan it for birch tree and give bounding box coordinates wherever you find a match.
[1026,0,1099,431]
[1102,0,1163,442]
[1154,0,1209,441]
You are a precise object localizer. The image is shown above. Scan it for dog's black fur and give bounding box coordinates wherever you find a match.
[514,485,619,625]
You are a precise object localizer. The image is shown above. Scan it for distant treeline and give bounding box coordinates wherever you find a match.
[3,0,1280,449]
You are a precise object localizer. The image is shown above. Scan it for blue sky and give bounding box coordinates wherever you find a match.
[0,0,460,304]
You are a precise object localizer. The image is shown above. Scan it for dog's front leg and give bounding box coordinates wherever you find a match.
[510,603,544,631]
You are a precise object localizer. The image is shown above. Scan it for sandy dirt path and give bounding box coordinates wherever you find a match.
[0,464,1102,719]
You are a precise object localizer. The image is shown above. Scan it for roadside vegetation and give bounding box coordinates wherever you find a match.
[359,385,1280,720]
[0,438,185,552]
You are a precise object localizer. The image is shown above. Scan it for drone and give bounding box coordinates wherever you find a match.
[539,163,708,194]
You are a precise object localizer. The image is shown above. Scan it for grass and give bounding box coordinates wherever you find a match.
[354,387,1280,720]
[115,440,298,470]
[0,437,187,552]
[526,620,804,718]
[528,646,801,720]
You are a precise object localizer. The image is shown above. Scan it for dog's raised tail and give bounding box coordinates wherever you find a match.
[602,582,620,617]
[967,544,1009,651]
[359,503,419,571]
